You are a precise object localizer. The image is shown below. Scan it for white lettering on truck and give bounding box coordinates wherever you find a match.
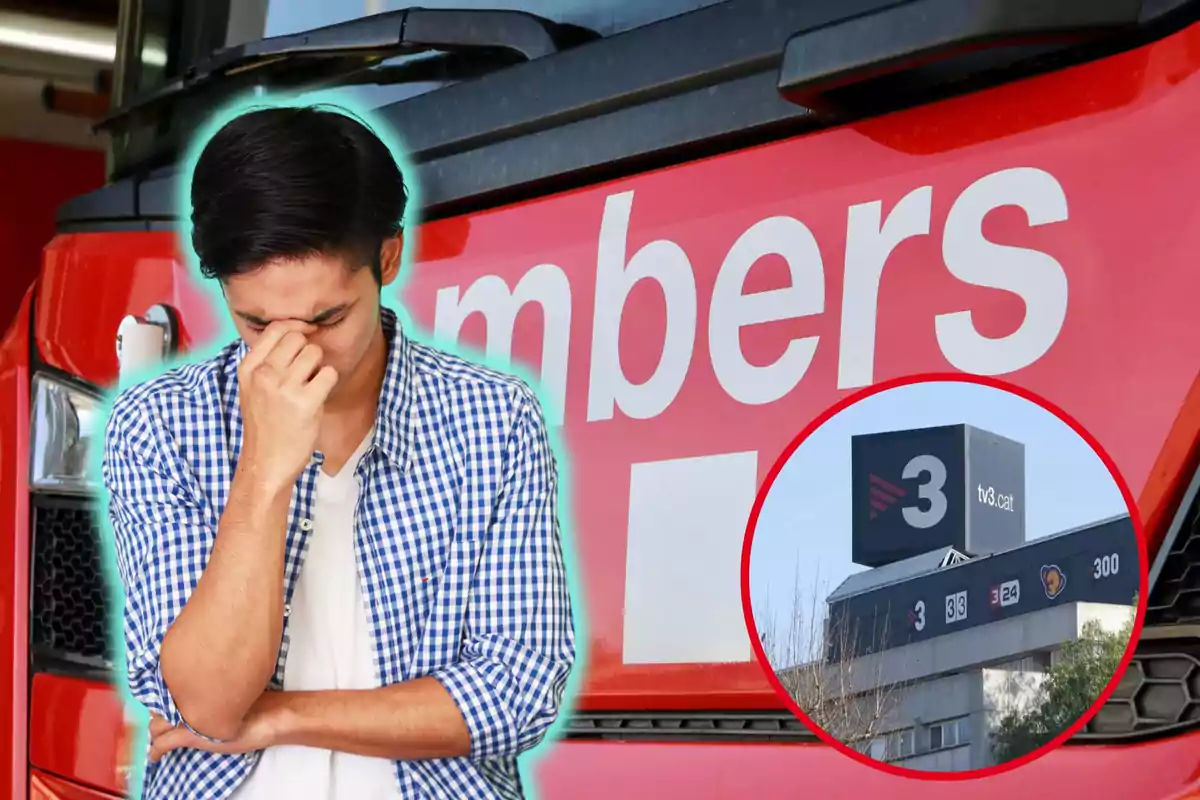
[433,264,572,426]
[936,167,1070,376]
[432,166,1071,424]
[710,215,825,406]
[588,190,698,422]
[838,184,933,389]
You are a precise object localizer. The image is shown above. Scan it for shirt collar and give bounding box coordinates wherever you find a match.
[223,304,414,474]
[373,306,414,471]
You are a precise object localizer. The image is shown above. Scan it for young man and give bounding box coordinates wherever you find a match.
[101,105,576,800]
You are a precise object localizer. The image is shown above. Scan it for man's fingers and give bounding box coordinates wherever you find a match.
[147,726,190,762]
[284,343,325,387]
[239,320,314,373]
[302,365,340,404]
[262,330,313,374]
[148,714,173,738]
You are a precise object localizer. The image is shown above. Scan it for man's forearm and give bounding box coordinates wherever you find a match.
[266,677,472,761]
[160,462,293,739]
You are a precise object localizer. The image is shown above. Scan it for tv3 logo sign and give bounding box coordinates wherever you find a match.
[945,590,968,624]
[868,454,948,529]
[989,579,1020,610]
[909,600,927,632]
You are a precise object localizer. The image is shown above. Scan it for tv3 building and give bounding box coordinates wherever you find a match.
[821,424,1139,769]
[826,514,1138,662]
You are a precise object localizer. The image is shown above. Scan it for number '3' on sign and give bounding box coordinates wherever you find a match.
[945,590,968,624]
[903,454,948,529]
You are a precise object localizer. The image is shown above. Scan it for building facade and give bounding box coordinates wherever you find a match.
[847,601,1133,770]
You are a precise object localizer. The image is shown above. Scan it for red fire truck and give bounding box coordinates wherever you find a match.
[6,0,1200,798]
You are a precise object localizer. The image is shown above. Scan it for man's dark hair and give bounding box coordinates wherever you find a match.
[190,104,408,283]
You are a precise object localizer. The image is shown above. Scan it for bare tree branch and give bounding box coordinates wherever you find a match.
[757,567,912,754]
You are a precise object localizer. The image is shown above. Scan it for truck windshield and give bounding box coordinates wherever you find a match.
[265,1,727,41]
[267,0,725,106]
[107,0,726,179]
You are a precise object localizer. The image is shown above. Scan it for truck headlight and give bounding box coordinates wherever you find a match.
[30,373,101,495]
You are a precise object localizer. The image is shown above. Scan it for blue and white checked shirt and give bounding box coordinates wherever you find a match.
[102,307,576,800]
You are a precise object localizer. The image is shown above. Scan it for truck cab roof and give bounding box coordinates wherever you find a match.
[58,0,1190,230]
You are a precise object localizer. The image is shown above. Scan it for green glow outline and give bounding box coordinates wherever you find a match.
[87,86,586,800]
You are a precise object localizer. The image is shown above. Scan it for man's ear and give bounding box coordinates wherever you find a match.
[379,235,403,286]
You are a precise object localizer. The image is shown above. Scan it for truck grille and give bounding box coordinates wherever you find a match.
[1082,640,1200,737]
[1145,502,1200,626]
[1078,484,1200,741]
[565,711,816,742]
[30,498,111,670]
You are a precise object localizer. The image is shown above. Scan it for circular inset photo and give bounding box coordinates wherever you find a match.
[742,374,1147,779]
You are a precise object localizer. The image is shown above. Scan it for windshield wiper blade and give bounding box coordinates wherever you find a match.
[95,7,596,134]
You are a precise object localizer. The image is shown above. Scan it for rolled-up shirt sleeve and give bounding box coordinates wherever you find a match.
[101,394,213,734]
[433,385,577,761]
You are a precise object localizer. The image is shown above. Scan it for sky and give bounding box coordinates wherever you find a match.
[748,380,1131,666]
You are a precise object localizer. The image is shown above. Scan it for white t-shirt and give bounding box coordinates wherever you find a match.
[230,431,401,800]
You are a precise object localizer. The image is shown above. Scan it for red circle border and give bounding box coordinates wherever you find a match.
[739,371,1150,782]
